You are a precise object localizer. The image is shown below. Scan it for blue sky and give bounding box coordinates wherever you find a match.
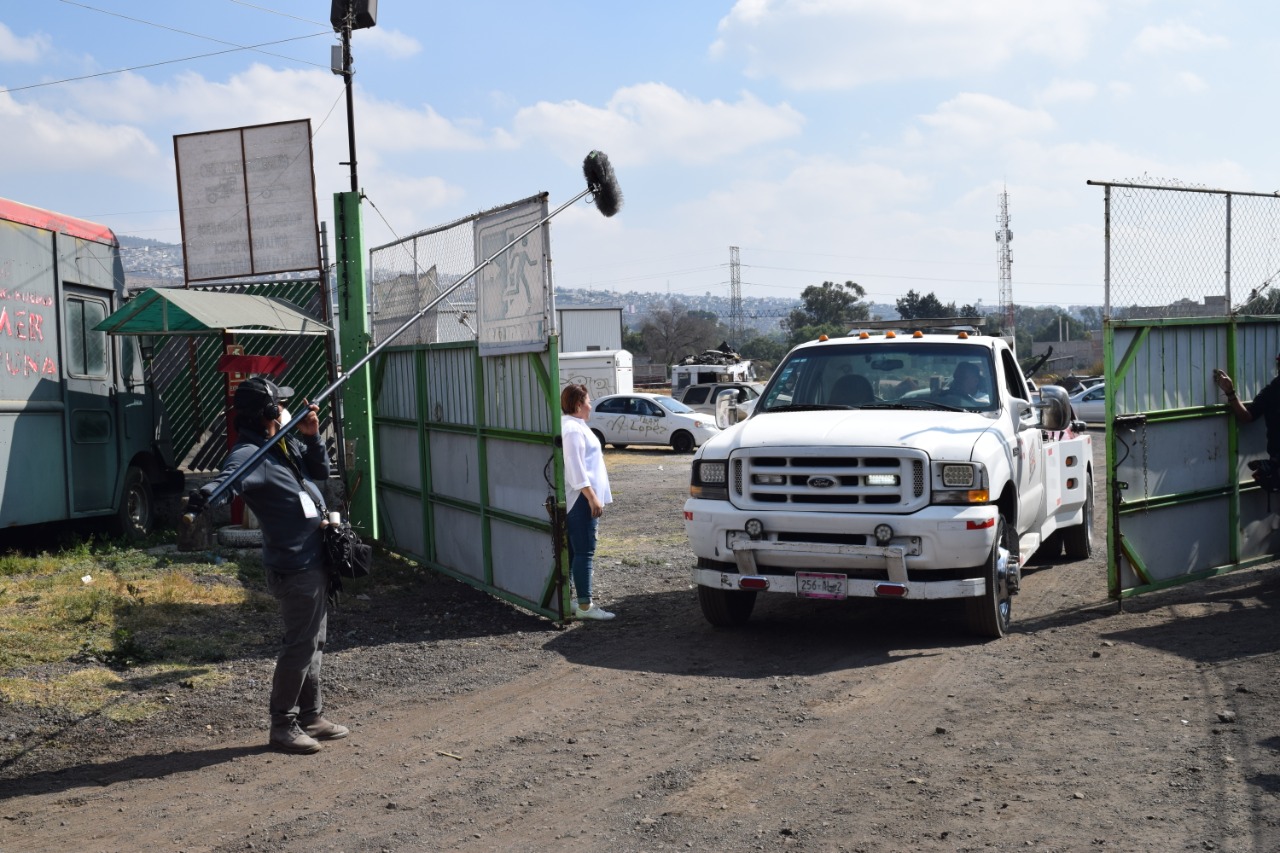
[2,1,1276,310]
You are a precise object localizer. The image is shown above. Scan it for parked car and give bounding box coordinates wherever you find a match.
[587,393,720,452]
[1070,383,1106,424]
[673,382,765,422]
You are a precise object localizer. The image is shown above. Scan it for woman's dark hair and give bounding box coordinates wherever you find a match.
[561,383,588,415]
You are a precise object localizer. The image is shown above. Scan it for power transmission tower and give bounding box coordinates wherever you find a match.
[996,189,1015,340]
[729,245,743,346]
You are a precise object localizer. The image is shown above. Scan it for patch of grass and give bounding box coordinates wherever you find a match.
[0,662,228,722]
[0,547,273,672]
[597,530,687,558]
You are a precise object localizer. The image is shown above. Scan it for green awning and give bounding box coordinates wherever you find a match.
[95,287,330,336]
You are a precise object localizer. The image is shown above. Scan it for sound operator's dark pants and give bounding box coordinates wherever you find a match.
[265,564,329,728]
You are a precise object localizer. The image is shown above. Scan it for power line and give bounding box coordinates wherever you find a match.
[0,32,330,95]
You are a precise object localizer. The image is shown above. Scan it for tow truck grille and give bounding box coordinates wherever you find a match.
[730,449,929,513]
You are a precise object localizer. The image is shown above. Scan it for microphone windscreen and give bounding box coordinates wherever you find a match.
[582,150,623,218]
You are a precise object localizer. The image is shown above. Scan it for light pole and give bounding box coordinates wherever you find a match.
[329,1,377,192]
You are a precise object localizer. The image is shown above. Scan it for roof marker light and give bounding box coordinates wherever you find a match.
[913,330,924,338]
[860,331,870,339]
[958,331,969,339]
[818,334,829,342]
[886,330,896,338]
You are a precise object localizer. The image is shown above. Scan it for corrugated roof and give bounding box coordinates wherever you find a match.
[95,287,330,336]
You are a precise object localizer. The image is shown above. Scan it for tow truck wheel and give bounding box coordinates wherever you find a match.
[697,584,756,626]
[1061,472,1094,559]
[113,466,153,541]
[963,515,1012,639]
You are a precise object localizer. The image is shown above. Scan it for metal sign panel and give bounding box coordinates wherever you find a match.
[174,119,321,282]
[475,199,550,356]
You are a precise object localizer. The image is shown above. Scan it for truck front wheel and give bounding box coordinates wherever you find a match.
[1061,472,1094,559]
[113,465,154,541]
[697,584,756,627]
[963,515,1012,639]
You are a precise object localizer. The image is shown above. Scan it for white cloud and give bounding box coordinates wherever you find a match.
[1172,71,1208,94]
[512,83,804,165]
[1036,79,1098,105]
[358,27,422,60]
[1132,21,1229,55]
[0,22,50,63]
[0,93,161,178]
[914,94,1056,151]
[711,0,1108,90]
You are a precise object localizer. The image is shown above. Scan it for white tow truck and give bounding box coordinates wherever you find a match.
[684,323,1093,637]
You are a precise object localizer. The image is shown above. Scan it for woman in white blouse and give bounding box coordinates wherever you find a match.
[560,383,616,620]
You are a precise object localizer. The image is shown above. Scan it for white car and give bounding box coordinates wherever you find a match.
[588,393,720,452]
[1069,383,1105,424]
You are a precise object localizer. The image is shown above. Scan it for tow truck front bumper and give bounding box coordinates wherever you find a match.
[692,534,987,599]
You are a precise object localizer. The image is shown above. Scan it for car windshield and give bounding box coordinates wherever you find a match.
[759,342,999,413]
[655,396,694,414]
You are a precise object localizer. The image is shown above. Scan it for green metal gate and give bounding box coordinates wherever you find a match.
[366,197,571,621]
[1093,179,1280,598]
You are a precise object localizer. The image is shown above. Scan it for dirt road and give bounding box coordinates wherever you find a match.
[3,438,1280,852]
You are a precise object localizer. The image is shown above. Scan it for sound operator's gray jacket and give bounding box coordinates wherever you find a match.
[197,427,330,572]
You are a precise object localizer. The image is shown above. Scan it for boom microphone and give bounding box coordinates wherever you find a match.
[185,151,625,523]
[583,150,622,217]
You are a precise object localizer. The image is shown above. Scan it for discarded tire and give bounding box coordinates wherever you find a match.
[217,525,262,548]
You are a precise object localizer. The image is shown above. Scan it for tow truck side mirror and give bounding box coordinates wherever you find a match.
[714,389,738,430]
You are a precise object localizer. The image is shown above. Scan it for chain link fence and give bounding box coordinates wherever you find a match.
[368,195,551,348]
[1092,179,1280,319]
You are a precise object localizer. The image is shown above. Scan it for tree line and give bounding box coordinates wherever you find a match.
[622,281,1102,376]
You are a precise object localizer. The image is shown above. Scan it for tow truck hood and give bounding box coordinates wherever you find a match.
[719,408,997,462]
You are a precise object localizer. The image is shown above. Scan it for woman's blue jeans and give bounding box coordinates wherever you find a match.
[566,495,598,604]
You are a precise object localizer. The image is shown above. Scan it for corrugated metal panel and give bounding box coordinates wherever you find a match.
[557,308,622,352]
[484,351,554,434]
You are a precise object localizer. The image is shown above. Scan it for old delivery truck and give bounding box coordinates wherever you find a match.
[0,198,181,540]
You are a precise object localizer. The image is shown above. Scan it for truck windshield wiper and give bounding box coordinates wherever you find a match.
[861,400,965,412]
[763,404,847,413]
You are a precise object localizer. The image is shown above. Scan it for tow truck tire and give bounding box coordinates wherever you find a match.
[112,466,153,541]
[1062,471,1094,559]
[697,584,756,626]
[672,430,695,453]
[963,515,1012,639]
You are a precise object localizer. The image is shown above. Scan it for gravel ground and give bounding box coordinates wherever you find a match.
[3,439,1280,852]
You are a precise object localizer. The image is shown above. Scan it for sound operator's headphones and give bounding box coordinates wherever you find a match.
[233,377,293,423]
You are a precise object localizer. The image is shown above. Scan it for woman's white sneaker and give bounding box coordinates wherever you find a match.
[575,603,615,620]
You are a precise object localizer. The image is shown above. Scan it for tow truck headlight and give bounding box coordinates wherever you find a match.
[691,460,728,500]
[932,462,990,505]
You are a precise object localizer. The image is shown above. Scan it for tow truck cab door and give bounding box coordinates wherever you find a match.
[1000,347,1045,534]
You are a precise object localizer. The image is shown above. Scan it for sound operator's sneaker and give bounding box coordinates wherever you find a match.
[575,602,615,620]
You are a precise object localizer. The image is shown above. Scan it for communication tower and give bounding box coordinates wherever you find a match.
[996,189,1015,339]
[729,245,743,346]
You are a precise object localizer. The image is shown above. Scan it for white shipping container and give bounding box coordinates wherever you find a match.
[559,349,634,398]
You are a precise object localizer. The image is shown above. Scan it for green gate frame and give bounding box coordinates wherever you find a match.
[368,336,572,621]
[1105,315,1280,599]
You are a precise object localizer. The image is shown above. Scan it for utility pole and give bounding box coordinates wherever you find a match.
[329,0,378,534]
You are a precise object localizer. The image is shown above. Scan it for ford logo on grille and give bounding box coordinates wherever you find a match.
[807,476,836,489]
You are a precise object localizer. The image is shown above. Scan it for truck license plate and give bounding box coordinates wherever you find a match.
[796,572,847,600]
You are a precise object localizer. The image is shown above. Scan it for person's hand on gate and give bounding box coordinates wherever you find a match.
[1213,368,1235,397]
